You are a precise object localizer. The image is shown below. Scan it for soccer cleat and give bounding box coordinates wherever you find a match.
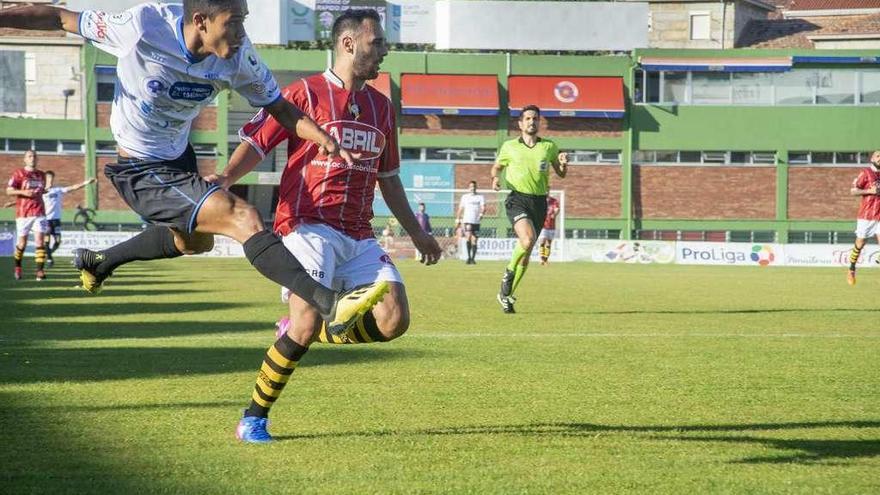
[35,269,46,281]
[500,268,515,297]
[497,293,516,314]
[73,248,109,294]
[275,316,290,340]
[322,281,390,336]
[236,414,273,444]
[46,258,54,268]
[847,269,856,286]
[13,267,22,281]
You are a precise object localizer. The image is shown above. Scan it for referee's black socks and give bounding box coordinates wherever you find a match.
[243,230,335,314]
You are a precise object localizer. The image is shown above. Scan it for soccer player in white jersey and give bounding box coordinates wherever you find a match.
[457,181,485,264]
[0,1,387,333]
[213,9,442,443]
[42,171,96,267]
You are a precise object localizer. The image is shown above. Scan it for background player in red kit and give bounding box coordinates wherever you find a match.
[6,150,48,280]
[846,150,880,285]
[215,9,442,443]
[538,195,560,265]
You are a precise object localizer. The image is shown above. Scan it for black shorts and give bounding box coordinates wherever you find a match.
[46,219,61,236]
[463,223,480,235]
[104,145,220,233]
[505,190,547,231]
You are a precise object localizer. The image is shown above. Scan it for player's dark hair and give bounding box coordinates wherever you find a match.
[520,105,541,119]
[183,0,241,23]
[469,181,477,186]
[331,9,382,47]
[45,170,55,177]
[418,202,425,207]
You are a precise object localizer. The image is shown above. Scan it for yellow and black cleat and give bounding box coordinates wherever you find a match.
[73,248,107,294]
[323,281,390,336]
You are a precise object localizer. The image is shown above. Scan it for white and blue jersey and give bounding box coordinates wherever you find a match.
[78,3,281,160]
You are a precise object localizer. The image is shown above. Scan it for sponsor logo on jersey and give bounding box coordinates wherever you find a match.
[90,12,108,40]
[553,81,579,104]
[108,11,133,25]
[539,160,549,172]
[144,77,168,96]
[139,101,153,116]
[169,82,214,101]
[323,120,386,161]
[203,72,221,81]
[148,51,168,64]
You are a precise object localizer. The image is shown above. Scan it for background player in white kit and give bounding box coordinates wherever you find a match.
[0,0,386,333]
[42,172,96,267]
[457,181,485,264]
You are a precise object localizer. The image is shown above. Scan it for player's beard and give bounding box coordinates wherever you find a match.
[352,46,380,81]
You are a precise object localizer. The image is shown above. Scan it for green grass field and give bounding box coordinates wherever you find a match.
[1,257,878,494]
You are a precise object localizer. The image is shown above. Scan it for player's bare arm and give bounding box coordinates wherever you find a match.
[0,4,80,33]
[263,97,358,166]
[6,186,36,198]
[378,175,442,265]
[490,162,504,191]
[208,141,263,189]
[851,187,877,196]
[552,152,568,178]
[67,178,97,193]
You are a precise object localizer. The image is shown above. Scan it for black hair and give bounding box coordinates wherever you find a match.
[45,170,55,177]
[183,0,241,23]
[520,105,540,119]
[469,181,477,186]
[331,9,382,47]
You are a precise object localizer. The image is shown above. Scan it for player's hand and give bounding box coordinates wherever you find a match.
[204,173,232,190]
[491,176,501,191]
[412,231,441,265]
[87,178,97,184]
[318,136,360,166]
[19,189,35,198]
[558,152,569,166]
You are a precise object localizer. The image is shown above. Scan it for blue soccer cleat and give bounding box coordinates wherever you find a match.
[236,414,273,444]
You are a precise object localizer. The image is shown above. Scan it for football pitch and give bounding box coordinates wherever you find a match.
[1,257,878,494]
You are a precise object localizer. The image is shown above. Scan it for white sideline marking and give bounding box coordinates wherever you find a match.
[412,333,879,339]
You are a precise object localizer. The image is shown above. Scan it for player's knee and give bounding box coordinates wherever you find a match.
[377,308,409,341]
[232,202,264,235]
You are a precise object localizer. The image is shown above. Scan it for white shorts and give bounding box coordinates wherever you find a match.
[855,219,880,239]
[538,228,556,241]
[16,216,48,238]
[280,222,403,302]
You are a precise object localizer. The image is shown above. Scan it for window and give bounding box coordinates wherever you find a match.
[655,151,678,163]
[816,70,855,105]
[662,72,688,104]
[836,152,859,165]
[645,71,660,103]
[8,139,32,152]
[598,151,620,163]
[401,148,421,160]
[860,70,880,104]
[702,151,727,163]
[95,141,117,155]
[634,151,655,163]
[679,151,701,163]
[24,53,36,85]
[752,152,776,164]
[60,141,84,154]
[689,12,711,40]
[788,152,810,164]
[692,73,730,104]
[775,71,815,105]
[732,73,773,105]
[729,152,748,164]
[95,66,117,103]
[33,140,57,153]
[812,152,834,164]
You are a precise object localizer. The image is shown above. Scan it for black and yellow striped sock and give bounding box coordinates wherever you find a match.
[244,334,308,418]
[13,246,23,268]
[34,246,46,271]
[316,312,387,344]
[849,244,863,270]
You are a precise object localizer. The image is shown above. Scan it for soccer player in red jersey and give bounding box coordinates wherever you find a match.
[215,9,443,443]
[538,195,560,265]
[846,150,880,285]
[5,150,48,281]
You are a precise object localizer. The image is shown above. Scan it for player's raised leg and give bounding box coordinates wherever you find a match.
[847,236,866,285]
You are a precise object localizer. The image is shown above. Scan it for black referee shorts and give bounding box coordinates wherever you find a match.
[104,145,221,233]
[504,190,547,232]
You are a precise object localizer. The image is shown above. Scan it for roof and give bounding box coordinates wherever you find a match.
[788,0,880,10]
[737,13,880,46]
[0,28,67,38]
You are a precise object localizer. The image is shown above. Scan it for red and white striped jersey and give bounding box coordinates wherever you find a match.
[7,168,46,218]
[239,69,399,240]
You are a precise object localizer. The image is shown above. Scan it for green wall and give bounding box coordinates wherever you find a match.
[2,46,878,239]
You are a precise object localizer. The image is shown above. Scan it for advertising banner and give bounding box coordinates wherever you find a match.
[676,241,783,267]
[0,231,14,257]
[288,0,317,42]
[315,0,386,40]
[373,163,455,217]
[568,239,676,264]
[387,0,436,44]
[783,243,880,268]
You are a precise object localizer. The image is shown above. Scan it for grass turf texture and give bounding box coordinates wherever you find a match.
[1,257,878,494]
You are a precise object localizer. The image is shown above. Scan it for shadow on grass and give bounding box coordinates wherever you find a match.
[275,420,880,465]
[0,320,274,341]
[0,345,425,384]
[1,301,252,320]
